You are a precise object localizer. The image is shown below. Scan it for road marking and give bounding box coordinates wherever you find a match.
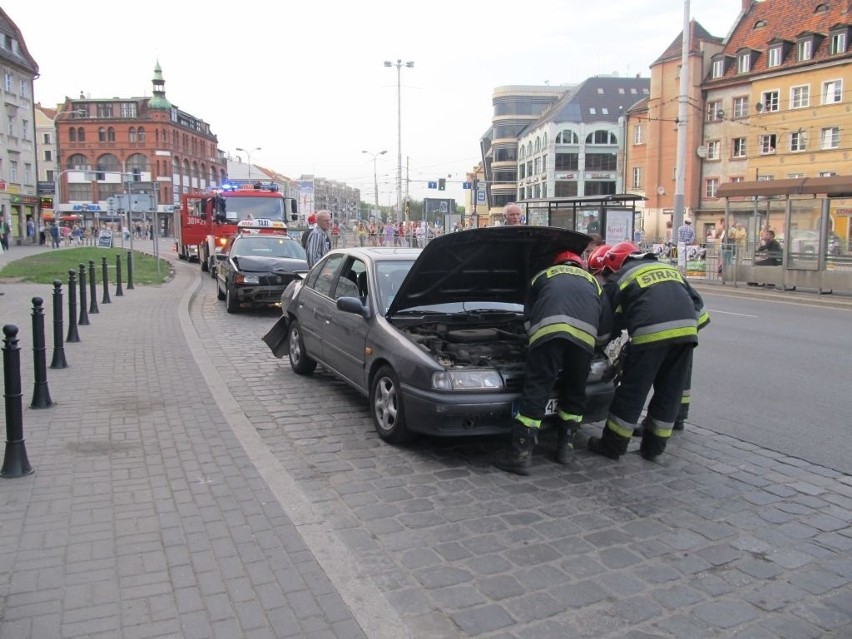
[707,309,758,318]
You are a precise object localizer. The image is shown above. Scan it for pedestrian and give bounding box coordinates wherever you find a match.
[677,217,695,245]
[305,209,332,268]
[26,216,36,243]
[754,229,782,267]
[38,221,46,245]
[331,222,340,248]
[0,214,10,251]
[49,223,60,249]
[504,203,523,226]
[493,248,605,475]
[587,242,709,462]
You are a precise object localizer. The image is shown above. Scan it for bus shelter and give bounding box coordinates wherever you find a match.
[716,175,852,294]
[519,194,647,244]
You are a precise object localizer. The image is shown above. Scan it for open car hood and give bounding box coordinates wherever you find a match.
[387,226,591,315]
[234,256,308,272]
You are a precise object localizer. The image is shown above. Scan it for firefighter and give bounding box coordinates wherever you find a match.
[587,244,612,280]
[588,242,709,461]
[493,249,604,475]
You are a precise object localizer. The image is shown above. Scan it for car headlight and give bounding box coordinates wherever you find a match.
[586,359,610,383]
[432,370,504,391]
[234,274,259,284]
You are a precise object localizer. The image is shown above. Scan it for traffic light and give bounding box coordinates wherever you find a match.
[438,178,446,191]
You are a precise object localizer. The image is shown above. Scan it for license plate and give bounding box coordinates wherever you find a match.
[512,399,559,417]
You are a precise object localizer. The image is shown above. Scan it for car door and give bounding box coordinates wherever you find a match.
[294,254,345,360]
[217,236,236,291]
[321,257,370,389]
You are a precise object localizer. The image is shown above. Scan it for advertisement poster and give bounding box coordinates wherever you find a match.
[604,209,633,245]
[298,180,315,221]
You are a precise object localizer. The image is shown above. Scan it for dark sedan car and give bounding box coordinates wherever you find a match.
[216,227,308,313]
[266,226,617,443]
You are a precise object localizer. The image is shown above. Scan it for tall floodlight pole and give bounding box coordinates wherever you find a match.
[384,59,414,222]
[362,150,387,220]
[673,0,690,247]
[236,147,261,181]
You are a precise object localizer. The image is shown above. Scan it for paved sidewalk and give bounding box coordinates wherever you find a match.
[0,251,383,638]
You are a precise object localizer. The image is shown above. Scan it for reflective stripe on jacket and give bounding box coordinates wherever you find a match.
[526,265,602,353]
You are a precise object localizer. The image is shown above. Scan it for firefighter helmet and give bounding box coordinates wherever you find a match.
[587,244,612,274]
[603,242,640,272]
[553,250,584,268]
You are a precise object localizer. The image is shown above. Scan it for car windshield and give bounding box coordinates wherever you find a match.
[233,237,305,259]
[223,195,285,222]
[375,260,522,315]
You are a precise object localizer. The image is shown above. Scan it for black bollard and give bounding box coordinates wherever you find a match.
[78,264,90,326]
[115,254,124,297]
[66,270,80,343]
[126,250,135,290]
[101,257,111,304]
[50,280,68,369]
[30,298,54,409]
[88,260,99,314]
[1,325,33,478]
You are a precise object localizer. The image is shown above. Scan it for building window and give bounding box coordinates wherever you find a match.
[790,85,809,108]
[737,53,751,73]
[24,163,32,184]
[3,72,11,91]
[6,115,13,136]
[761,90,779,112]
[706,101,723,121]
[120,102,137,118]
[830,31,847,54]
[585,153,617,171]
[822,80,842,104]
[633,124,643,145]
[21,119,28,140]
[585,130,617,145]
[798,39,813,61]
[705,178,719,198]
[706,140,720,160]
[768,46,782,67]
[129,127,136,143]
[632,167,642,189]
[712,58,725,78]
[732,137,747,158]
[42,132,52,144]
[555,129,578,144]
[790,130,808,152]
[819,171,837,177]
[43,149,52,162]
[10,161,17,183]
[69,128,77,142]
[98,127,106,142]
[821,127,840,149]
[77,127,85,142]
[730,176,744,183]
[759,134,777,154]
[107,127,115,142]
[97,103,113,118]
[555,153,579,171]
[733,96,749,118]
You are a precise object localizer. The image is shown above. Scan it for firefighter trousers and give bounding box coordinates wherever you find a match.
[517,339,592,423]
[607,343,694,432]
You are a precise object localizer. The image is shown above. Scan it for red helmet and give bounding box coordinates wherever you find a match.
[553,250,584,268]
[587,244,612,275]
[603,242,640,272]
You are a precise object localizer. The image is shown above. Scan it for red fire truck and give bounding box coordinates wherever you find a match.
[174,182,298,274]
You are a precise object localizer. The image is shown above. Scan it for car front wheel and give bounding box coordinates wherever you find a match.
[216,273,225,300]
[288,320,317,375]
[225,282,240,313]
[370,365,413,443]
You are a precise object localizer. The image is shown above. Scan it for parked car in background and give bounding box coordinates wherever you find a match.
[215,220,308,313]
[265,226,618,443]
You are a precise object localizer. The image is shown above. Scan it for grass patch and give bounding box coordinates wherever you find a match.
[0,248,170,285]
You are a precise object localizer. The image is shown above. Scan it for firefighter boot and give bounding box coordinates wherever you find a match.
[640,430,668,461]
[555,422,579,465]
[587,425,630,460]
[493,423,538,475]
[633,414,650,438]
[673,403,687,431]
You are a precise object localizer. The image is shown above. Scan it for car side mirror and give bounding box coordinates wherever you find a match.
[336,296,369,318]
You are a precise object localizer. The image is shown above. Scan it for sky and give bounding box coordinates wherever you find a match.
[4,0,745,207]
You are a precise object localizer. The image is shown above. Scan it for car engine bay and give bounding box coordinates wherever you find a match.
[401,322,529,367]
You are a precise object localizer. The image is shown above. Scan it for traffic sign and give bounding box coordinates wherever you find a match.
[428,181,437,189]
[462,181,472,189]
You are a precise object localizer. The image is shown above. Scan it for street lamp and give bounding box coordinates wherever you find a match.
[362,149,387,220]
[235,147,261,180]
[384,58,414,222]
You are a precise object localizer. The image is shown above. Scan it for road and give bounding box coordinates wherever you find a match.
[692,288,852,475]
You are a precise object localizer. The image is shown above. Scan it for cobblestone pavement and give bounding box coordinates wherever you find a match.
[1,242,850,638]
[191,266,852,639]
